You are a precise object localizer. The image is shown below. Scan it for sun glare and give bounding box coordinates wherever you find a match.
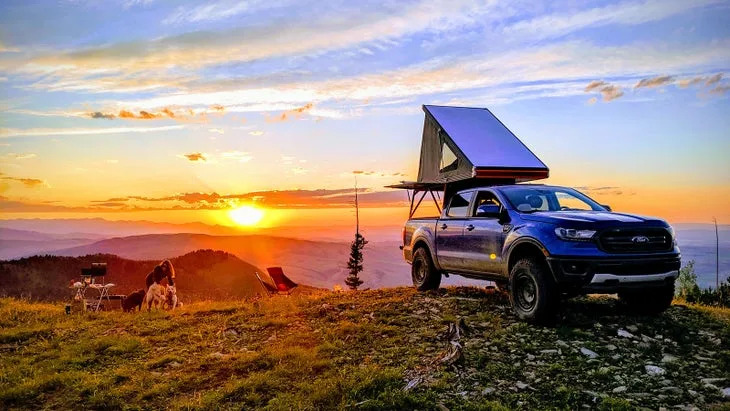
[229,205,265,227]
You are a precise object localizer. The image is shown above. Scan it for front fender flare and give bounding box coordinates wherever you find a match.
[504,237,554,279]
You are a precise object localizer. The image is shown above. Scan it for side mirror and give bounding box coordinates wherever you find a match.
[476,204,501,218]
[602,204,612,212]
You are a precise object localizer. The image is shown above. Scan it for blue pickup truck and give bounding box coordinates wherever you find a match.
[402,184,681,323]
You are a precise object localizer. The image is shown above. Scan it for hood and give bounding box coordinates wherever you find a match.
[518,211,668,228]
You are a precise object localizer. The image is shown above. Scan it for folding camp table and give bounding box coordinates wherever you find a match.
[88,283,116,311]
[79,263,120,311]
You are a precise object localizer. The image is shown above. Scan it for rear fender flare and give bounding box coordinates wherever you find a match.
[411,227,442,272]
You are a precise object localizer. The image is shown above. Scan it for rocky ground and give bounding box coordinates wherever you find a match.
[1,287,728,409]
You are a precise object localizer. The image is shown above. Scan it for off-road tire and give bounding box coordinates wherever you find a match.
[412,247,441,291]
[509,258,559,324]
[619,282,674,315]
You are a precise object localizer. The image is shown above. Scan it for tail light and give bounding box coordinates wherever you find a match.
[402,226,407,245]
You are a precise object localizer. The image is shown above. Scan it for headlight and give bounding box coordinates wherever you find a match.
[667,226,676,246]
[555,227,596,241]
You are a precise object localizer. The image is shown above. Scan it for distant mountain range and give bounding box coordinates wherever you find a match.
[47,233,410,289]
[1,218,727,289]
[0,249,319,302]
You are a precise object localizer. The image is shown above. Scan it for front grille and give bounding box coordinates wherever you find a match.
[594,259,680,275]
[598,227,673,253]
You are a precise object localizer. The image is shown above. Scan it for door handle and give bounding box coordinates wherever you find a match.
[440,224,448,230]
[466,224,475,231]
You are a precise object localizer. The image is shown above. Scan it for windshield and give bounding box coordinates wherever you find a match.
[500,186,605,213]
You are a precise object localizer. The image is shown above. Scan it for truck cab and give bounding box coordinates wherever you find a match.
[403,184,680,323]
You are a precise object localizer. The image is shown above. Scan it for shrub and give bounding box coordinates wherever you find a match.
[675,260,730,308]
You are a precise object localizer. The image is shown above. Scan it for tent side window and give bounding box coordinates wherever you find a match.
[440,139,459,173]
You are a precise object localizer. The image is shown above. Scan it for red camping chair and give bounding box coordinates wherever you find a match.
[255,267,298,297]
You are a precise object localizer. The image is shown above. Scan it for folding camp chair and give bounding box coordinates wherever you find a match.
[255,267,298,297]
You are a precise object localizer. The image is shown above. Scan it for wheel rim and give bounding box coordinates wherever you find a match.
[514,273,538,312]
[413,258,426,284]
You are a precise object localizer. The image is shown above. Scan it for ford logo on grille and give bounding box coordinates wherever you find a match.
[632,236,650,243]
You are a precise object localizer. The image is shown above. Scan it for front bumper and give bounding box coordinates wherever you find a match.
[547,255,680,293]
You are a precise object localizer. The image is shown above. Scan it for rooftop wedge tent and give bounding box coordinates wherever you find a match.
[388,105,549,217]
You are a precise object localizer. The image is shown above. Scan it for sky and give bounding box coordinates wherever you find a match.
[0,0,729,229]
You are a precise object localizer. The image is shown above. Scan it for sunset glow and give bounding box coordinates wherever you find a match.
[0,1,728,226]
[229,205,265,227]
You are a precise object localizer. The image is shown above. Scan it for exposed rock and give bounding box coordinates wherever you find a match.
[645,365,665,376]
[617,329,635,339]
[482,387,495,395]
[168,361,182,368]
[556,340,569,348]
[404,377,421,391]
[606,344,617,351]
[626,325,639,333]
[580,347,599,359]
[722,387,730,398]
[515,381,529,390]
[661,354,678,363]
[660,386,682,394]
[612,386,627,393]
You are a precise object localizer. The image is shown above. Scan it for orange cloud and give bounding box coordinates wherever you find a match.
[89,111,115,119]
[709,85,729,96]
[585,80,623,102]
[634,75,674,89]
[266,103,314,122]
[2,176,45,188]
[678,73,723,88]
[76,188,407,210]
[91,107,205,121]
[584,80,607,92]
[183,152,206,162]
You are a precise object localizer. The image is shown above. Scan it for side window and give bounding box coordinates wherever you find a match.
[446,191,473,217]
[472,191,502,217]
[440,140,459,172]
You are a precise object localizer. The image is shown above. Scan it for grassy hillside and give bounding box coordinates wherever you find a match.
[0,250,303,301]
[1,288,728,410]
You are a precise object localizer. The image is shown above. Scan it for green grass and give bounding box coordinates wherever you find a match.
[0,288,729,410]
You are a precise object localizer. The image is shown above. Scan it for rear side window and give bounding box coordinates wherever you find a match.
[446,192,473,217]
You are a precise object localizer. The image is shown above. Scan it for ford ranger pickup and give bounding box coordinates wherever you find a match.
[402,184,680,323]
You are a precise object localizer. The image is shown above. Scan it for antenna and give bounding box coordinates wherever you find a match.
[355,175,360,236]
[713,217,719,290]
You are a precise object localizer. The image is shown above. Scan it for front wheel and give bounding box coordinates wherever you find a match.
[509,258,559,324]
[619,282,674,315]
[412,247,441,291]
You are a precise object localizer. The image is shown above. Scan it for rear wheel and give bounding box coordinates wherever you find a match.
[509,258,559,324]
[619,282,674,315]
[412,247,441,291]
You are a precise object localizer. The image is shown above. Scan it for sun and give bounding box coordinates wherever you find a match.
[229,205,265,227]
